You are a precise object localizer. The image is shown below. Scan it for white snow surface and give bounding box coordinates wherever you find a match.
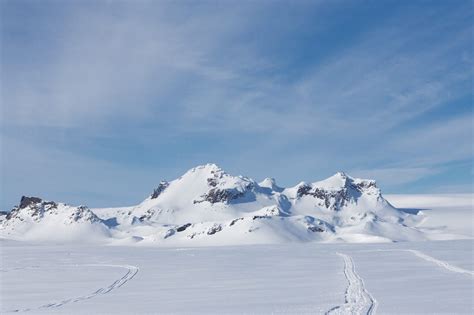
[0,239,472,314]
[0,175,473,314]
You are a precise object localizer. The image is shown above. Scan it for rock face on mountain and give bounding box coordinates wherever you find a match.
[293,172,384,211]
[151,181,169,199]
[0,164,427,245]
[192,164,256,204]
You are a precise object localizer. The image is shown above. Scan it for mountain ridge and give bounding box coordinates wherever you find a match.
[0,163,427,245]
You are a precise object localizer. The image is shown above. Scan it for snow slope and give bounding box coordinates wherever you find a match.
[0,164,469,245]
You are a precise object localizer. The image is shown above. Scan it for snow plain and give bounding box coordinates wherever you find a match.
[1,194,473,314]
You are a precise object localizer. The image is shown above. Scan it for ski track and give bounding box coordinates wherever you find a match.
[405,249,474,277]
[357,249,474,278]
[4,264,139,313]
[326,253,377,315]
[3,248,471,313]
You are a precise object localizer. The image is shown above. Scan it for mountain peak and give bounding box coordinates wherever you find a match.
[19,196,44,209]
[311,172,350,190]
[259,178,282,192]
[334,171,347,178]
[190,163,223,173]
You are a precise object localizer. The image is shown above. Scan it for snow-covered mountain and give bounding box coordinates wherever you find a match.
[0,164,427,245]
[1,196,110,242]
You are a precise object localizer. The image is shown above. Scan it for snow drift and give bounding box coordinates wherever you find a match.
[1,164,430,245]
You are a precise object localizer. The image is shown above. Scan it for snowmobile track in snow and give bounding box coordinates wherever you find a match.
[359,249,474,278]
[5,264,139,313]
[406,249,474,277]
[326,253,377,315]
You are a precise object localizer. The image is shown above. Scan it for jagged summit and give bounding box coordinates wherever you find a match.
[1,164,427,245]
[19,196,44,209]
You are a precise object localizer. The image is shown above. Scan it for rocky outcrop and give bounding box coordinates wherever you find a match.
[207,224,222,235]
[176,223,192,232]
[295,173,381,211]
[308,226,324,232]
[297,183,347,210]
[194,187,247,204]
[19,196,44,209]
[138,209,156,222]
[68,205,103,224]
[229,217,244,226]
[151,181,169,199]
[6,196,56,221]
[3,196,102,225]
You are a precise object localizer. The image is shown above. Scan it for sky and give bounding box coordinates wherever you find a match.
[0,0,472,210]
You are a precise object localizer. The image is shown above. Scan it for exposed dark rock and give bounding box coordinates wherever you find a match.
[138,209,156,222]
[151,181,169,199]
[176,223,192,232]
[296,185,312,198]
[229,217,244,226]
[5,209,17,220]
[207,168,225,186]
[68,205,102,223]
[19,196,42,209]
[351,180,376,192]
[297,185,350,211]
[308,226,324,232]
[43,201,57,207]
[253,215,271,220]
[207,177,218,187]
[313,188,349,210]
[194,188,245,204]
[207,224,222,235]
[6,197,59,221]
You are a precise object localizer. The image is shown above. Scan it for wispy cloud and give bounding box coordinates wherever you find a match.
[1,1,472,208]
[3,2,471,136]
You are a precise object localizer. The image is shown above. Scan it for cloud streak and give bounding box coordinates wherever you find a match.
[1,0,472,209]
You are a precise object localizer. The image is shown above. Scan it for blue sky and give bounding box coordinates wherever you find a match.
[1,0,472,210]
